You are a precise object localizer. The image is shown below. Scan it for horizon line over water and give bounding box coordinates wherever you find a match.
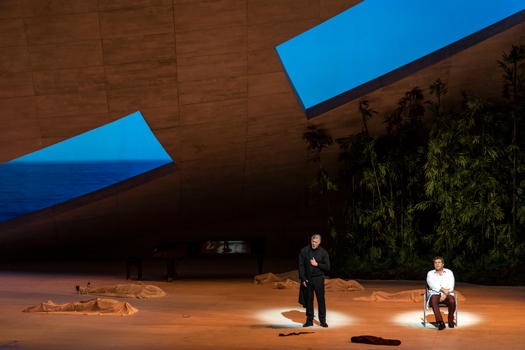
[0,112,174,223]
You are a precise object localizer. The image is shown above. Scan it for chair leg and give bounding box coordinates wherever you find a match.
[422,294,427,327]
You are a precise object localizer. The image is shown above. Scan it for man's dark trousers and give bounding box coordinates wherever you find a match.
[430,295,456,324]
[305,275,326,323]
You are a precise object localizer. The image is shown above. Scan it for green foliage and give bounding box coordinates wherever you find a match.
[303,45,525,284]
[302,125,333,163]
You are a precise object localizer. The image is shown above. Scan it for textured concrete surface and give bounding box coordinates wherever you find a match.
[1,0,524,254]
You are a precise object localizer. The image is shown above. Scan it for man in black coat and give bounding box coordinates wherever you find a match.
[298,234,330,327]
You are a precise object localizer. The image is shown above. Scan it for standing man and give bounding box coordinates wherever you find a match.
[426,256,456,330]
[298,234,330,327]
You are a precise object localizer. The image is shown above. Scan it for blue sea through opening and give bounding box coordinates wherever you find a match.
[0,111,173,222]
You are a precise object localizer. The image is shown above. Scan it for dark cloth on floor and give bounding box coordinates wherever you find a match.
[351,335,401,346]
[278,331,314,336]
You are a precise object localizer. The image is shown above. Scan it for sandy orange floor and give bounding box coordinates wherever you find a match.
[0,272,524,350]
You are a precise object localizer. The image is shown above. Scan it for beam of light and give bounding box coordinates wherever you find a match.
[275,0,525,118]
[393,310,482,329]
[255,307,356,329]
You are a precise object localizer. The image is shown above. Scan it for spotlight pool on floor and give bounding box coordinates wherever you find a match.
[255,307,356,329]
[393,310,482,329]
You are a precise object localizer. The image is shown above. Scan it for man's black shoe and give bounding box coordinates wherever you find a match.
[303,322,313,327]
[320,322,328,328]
[437,321,446,330]
[448,322,455,328]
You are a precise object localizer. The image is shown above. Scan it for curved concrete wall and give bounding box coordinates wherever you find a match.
[0,0,523,258]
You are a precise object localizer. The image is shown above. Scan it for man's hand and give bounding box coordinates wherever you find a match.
[302,280,308,287]
[439,288,449,302]
[310,257,318,266]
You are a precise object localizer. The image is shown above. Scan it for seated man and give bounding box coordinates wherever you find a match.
[426,256,456,330]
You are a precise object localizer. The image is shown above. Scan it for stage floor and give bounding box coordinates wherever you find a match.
[0,272,524,349]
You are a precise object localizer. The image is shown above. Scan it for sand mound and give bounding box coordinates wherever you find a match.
[273,278,364,291]
[23,298,138,315]
[275,270,300,282]
[254,270,300,284]
[325,278,365,291]
[273,279,301,289]
[353,289,466,302]
[78,283,166,299]
[254,272,283,284]
[255,271,364,291]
